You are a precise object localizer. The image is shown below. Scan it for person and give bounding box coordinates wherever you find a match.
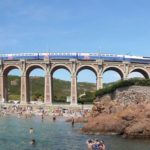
[41,114,44,120]
[29,128,34,134]
[30,139,36,145]
[92,139,100,150]
[86,139,93,150]
[99,140,106,150]
[71,117,74,127]
[52,114,56,121]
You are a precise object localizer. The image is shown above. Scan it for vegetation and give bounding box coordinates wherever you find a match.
[78,91,95,104]
[95,78,150,98]
[7,75,96,103]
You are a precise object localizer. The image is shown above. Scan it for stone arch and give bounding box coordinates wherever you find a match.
[3,65,22,102]
[50,64,71,104]
[51,64,71,75]
[25,64,46,103]
[103,66,124,79]
[3,65,22,76]
[26,64,46,76]
[129,67,149,79]
[76,65,97,104]
[76,65,97,76]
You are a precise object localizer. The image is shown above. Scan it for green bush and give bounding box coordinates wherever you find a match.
[95,78,150,98]
[78,91,95,103]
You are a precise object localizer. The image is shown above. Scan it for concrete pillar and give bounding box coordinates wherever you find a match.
[21,75,28,104]
[97,74,103,90]
[0,75,4,102]
[71,74,77,105]
[44,72,52,104]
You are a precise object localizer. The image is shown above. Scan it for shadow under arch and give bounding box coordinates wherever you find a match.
[129,68,149,79]
[26,65,45,103]
[51,65,71,104]
[103,66,124,79]
[3,65,21,102]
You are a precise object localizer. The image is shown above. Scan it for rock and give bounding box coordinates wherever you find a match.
[123,119,150,138]
[82,86,150,138]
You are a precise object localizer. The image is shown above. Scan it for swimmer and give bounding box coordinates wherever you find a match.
[30,139,36,145]
[52,114,56,121]
[29,128,34,134]
[99,140,106,150]
[41,114,44,120]
[71,117,75,127]
[86,139,93,150]
[92,139,100,150]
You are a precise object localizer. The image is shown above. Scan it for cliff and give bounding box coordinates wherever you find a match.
[82,86,150,138]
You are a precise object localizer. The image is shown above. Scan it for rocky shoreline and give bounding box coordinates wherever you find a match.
[81,86,150,138]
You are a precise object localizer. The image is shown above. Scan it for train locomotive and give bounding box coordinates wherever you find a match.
[0,52,150,64]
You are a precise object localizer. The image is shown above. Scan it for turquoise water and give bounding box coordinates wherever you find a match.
[0,116,150,150]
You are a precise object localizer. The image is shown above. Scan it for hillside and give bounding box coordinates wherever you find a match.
[7,75,96,102]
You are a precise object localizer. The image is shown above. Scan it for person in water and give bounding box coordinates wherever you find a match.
[71,117,74,127]
[30,139,36,145]
[86,139,93,150]
[52,114,56,121]
[99,140,106,150]
[86,139,106,150]
[92,139,100,150]
[29,128,34,134]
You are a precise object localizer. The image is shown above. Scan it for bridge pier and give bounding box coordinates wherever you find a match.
[21,75,28,104]
[0,75,4,102]
[71,74,77,105]
[96,74,103,90]
[44,73,52,104]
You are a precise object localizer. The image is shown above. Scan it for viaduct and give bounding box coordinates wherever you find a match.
[0,58,150,105]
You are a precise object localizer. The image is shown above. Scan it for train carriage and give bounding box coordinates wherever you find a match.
[0,53,39,60]
[0,52,150,64]
[49,52,77,59]
[38,53,50,59]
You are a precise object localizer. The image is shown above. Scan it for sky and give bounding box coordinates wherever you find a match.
[1,0,150,83]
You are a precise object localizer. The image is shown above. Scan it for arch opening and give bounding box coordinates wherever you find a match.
[3,67,21,103]
[77,68,96,104]
[27,67,45,103]
[51,68,71,104]
[103,67,124,79]
[128,69,149,79]
[103,69,122,85]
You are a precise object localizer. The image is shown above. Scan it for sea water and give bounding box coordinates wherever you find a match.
[0,116,150,150]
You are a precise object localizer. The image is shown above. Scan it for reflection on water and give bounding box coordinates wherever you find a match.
[0,116,150,150]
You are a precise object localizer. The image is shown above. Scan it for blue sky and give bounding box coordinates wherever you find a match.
[1,0,150,83]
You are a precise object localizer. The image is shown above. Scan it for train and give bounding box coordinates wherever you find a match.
[0,52,150,64]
